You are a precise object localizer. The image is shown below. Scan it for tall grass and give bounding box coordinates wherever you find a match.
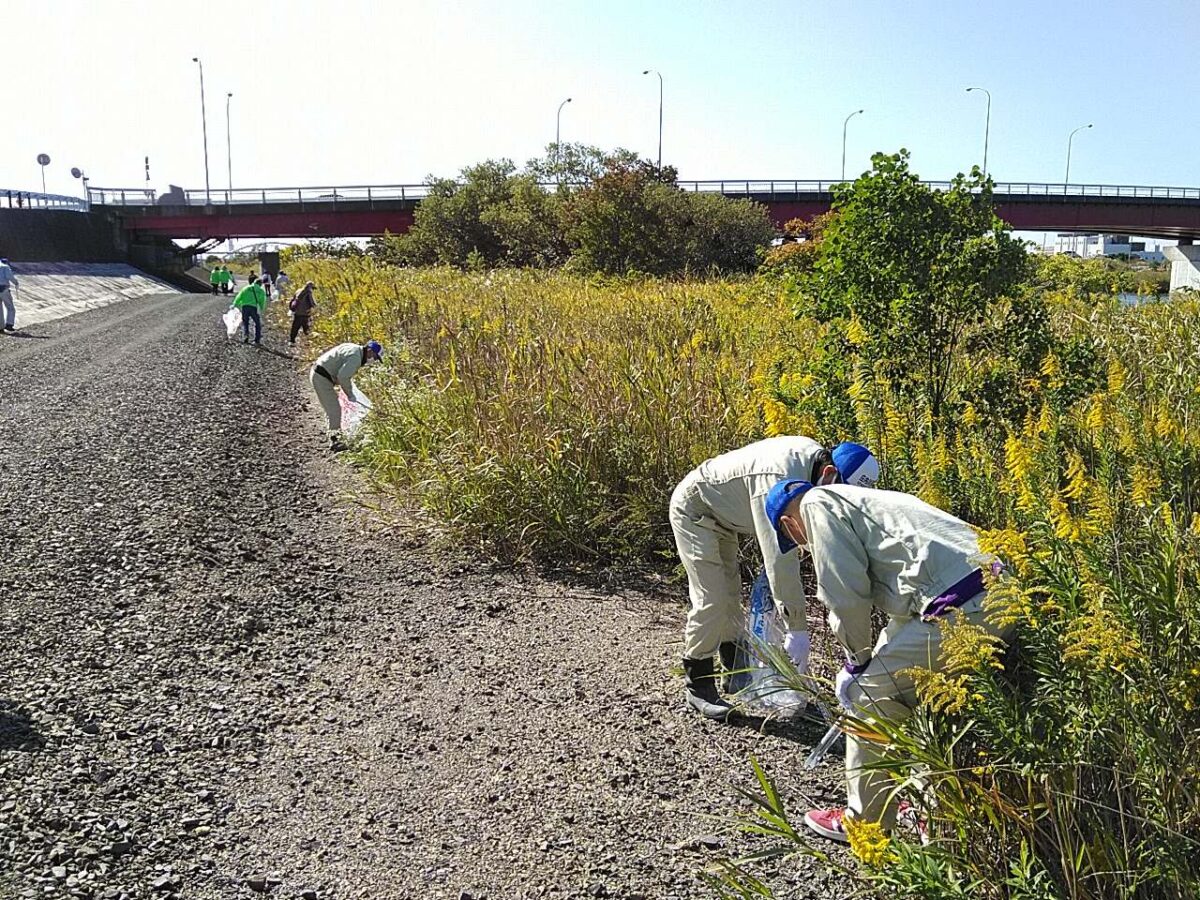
[296,255,1200,896]
[295,260,823,564]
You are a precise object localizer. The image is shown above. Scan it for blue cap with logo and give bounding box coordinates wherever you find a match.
[366,339,384,360]
[765,479,815,553]
[831,441,879,487]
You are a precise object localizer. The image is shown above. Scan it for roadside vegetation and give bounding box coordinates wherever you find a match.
[285,151,1200,898]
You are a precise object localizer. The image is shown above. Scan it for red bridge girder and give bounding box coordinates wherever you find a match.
[115,195,1200,241]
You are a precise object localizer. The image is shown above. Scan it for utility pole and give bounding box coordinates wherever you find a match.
[555,97,572,183]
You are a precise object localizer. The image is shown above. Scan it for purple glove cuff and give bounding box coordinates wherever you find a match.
[844,659,870,676]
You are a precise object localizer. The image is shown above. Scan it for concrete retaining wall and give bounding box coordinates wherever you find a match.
[6,262,180,329]
[0,209,127,262]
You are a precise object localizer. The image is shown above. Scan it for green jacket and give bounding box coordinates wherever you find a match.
[233,283,267,312]
[218,268,231,284]
[209,268,221,284]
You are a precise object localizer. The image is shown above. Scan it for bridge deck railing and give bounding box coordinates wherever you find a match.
[86,180,1200,208]
[1,189,90,211]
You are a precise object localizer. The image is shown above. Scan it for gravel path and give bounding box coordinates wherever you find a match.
[0,295,853,900]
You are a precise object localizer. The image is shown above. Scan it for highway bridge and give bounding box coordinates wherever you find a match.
[85,181,1200,242]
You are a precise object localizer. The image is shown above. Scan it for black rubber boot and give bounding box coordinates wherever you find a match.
[683,656,733,720]
[719,640,753,695]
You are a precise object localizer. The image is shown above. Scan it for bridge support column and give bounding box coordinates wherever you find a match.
[1165,242,1200,292]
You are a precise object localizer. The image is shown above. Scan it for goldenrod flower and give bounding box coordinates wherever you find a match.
[1107,358,1127,394]
[1040,352,1063,388]
[977,527,1031,576]
[909,668,970,715]
[1062,600,1141,673]
[846,816,892,868]
[845,314,869,346]
[1131,465,1160,508]
[962,403,979,427]
[1049,493,1083,542]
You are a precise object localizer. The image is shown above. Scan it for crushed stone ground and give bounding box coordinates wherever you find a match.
[0,293,853,900]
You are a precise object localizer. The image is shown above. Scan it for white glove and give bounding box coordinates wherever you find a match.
[783,630,811,673]
[835,666,858,713]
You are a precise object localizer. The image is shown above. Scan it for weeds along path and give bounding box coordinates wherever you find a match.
[0,295,851,900]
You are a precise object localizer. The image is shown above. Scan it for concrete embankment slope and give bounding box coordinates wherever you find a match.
[5,262,181,328]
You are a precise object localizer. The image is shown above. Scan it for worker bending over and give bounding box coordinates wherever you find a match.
[310,339,383,451]
[232,277,268,345]
[766,481,1010,842]
[671,437,879,719]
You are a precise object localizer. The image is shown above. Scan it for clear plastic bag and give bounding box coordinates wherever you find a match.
[736,571,809,716]
[338,383,373,437]
[222,307,240,337]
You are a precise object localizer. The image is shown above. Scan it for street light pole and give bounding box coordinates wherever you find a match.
[1065,123,1093,184]
[225,92,233,196]
[841,109,864,182]
[192,57,211,203]
[966,87,991,178]
[642,69,663,171]
[556,97,572,181]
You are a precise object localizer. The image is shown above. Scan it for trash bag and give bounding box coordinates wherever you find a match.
[338,383,373,438]
[736,570,809,716]
[222,307,240,338]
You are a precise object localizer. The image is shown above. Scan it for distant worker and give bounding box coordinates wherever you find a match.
[218,265,233,295]
[0,258,18,333]
[310,339,384,451]
[232,276,268,346]
[671,438,879,719]
[766,481,1009,843]
[275,270,292,299]
[209,265,221,295]
[289,281,317,345]
[225,268,236,294]
[259,271,273,301]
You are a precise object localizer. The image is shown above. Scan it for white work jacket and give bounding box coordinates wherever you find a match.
[678,436,827,629]
[314,342,367,399]
[798,485,984,667]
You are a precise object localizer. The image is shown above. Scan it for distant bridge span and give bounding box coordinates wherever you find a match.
[89,181,1200,241]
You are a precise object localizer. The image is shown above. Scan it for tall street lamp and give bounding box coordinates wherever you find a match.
[192,57,211,203]
[642,69,663,171]
[556,96,572,179]
[225,92,233,196]
[1065,123,1093,184]
[841,108,864,182]
[966,86,991,178]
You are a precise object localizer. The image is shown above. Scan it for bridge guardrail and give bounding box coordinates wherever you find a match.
[87,180,1200,208]
[1,189,90,211]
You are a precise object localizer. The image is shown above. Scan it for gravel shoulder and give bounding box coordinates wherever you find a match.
[0,295,853,900]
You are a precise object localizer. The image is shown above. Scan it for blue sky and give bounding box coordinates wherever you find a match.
[7,0,1199,196]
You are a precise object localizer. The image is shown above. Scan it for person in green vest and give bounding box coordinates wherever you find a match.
[233,277,268,345]
[209,265,221,295]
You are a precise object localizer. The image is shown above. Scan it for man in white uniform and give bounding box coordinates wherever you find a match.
[310,339,383,450]
[0,258,19,332]
[766,480,1010,842]
[671,439,879,719]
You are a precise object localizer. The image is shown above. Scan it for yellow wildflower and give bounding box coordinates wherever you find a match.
[845,817,892,868]
[908,668,970,715]
[1049,493,1083,542]
[1004,433,1035,482]
[761,397,794,437]
[976,527,1031,576]
[1040,353,1063,388]
[1085,394,1107,432]
[1107,358,1127,394]
[1062,600,1141,674]
[1083,484,1115,536]
[1063,450,1089,501]
[962,403,979,427]
[939,615,1005,674]
[1161,502,1176,531]
[1130,465,1160,508]
[1191,513,1200,537]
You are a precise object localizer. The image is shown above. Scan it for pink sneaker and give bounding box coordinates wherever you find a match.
[803,807,849,843]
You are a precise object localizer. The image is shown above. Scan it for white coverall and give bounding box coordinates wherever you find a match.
[310,342,366,433]
[797,484,1008,826]
[0,263,18,329]
[670,436,827,660]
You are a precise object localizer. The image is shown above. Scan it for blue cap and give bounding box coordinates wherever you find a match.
[831,441,879,487]
[366,339,383,360]
[765,479,814,553]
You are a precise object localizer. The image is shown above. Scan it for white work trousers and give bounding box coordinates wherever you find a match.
[843,593,1009,826]
[310,368,342,433]
[0,288,14,328]
[670,482,744,660]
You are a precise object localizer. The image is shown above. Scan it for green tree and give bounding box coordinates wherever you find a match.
[807,150,1035,418]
